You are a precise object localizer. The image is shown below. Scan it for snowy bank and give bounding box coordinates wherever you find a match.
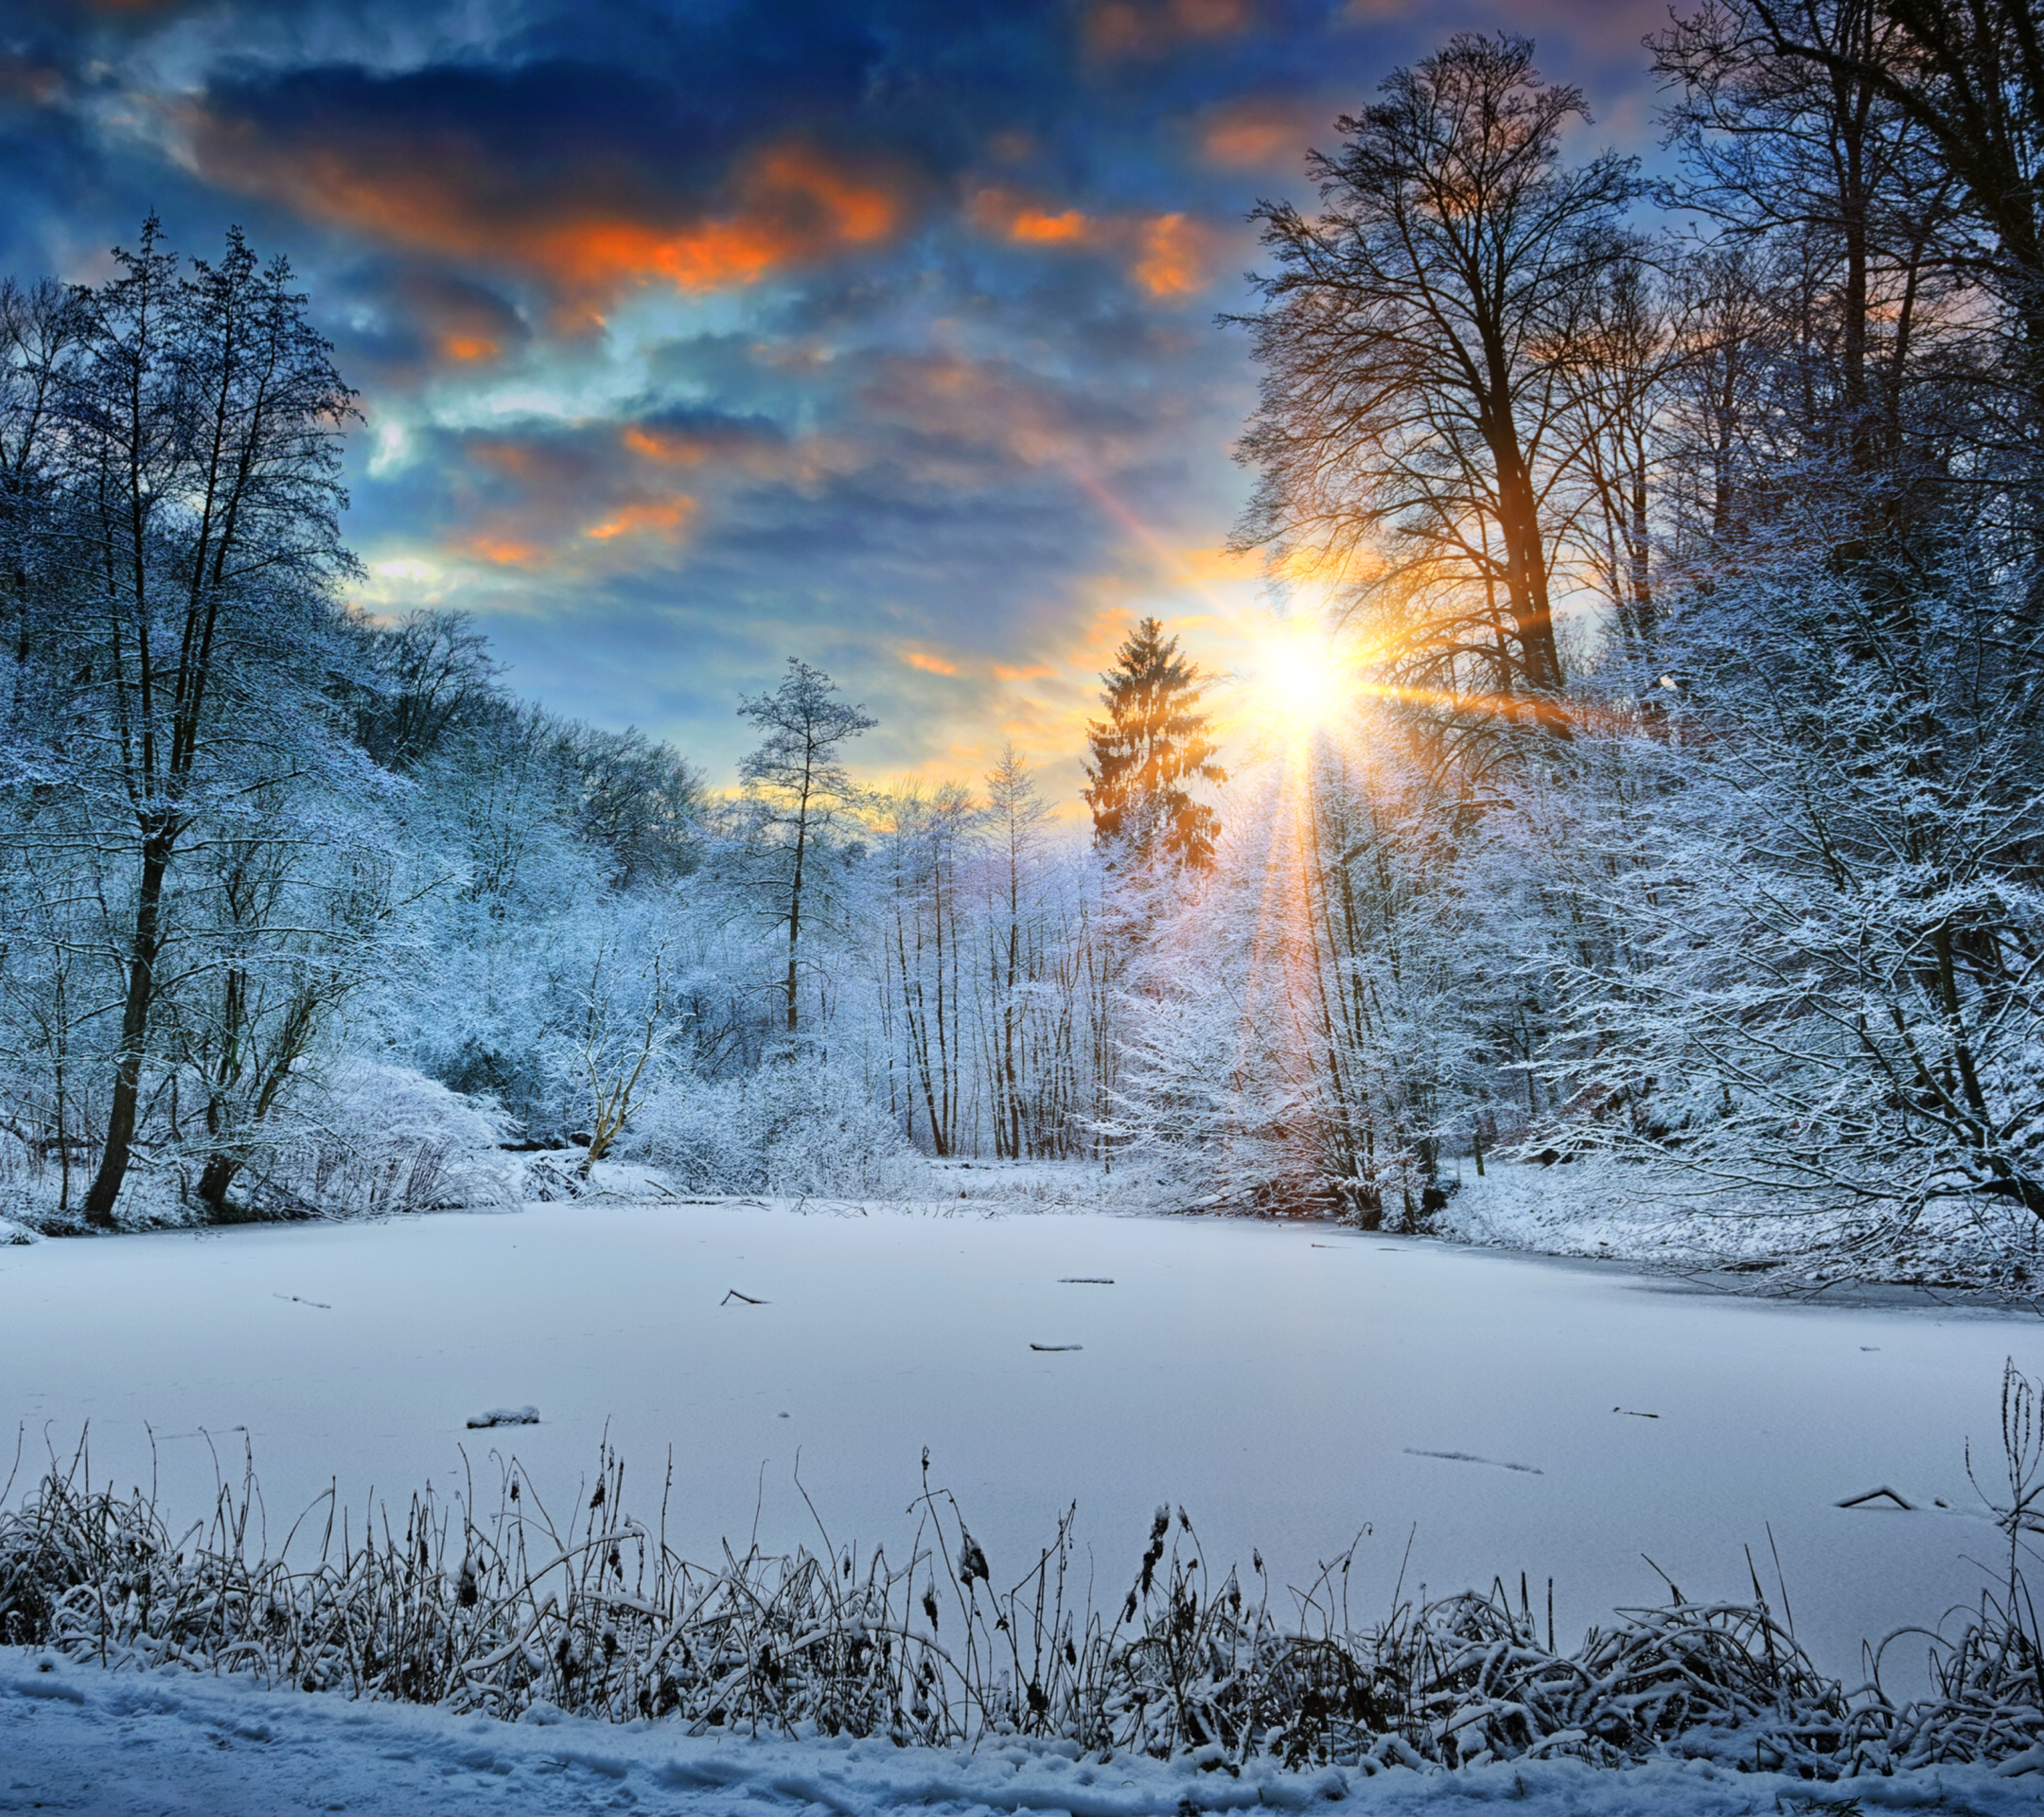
[5,1648,2041,1817]
[1434,1157,2044,1297]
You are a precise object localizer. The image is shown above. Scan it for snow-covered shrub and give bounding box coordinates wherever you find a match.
[235,1062,516,1218]
[624,1056,922,1198]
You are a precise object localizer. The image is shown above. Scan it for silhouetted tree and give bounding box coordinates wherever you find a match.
[1231,33,1640,726]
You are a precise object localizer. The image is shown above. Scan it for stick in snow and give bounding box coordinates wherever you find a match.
[467,1406,539,1429]
[1836,1485,1913,1509]
[273,1294,332,1309]
[1057,1278,1114,1284]
[1403,1448,1542,1474]
[1030,1344,1083,1352]
[1614,1407,1661,1419]
[721,1290,767,1306]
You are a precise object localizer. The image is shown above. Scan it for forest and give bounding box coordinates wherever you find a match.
[0,5,2038,1277]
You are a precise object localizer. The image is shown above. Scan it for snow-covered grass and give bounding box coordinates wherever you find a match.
[8,1394,2042,1781]
[9,1646,2041,1817]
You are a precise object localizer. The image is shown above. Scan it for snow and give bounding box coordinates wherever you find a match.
[7,1648,2042,1817]
[2,1193,2037,1709]
[1436,1157,2042,1291]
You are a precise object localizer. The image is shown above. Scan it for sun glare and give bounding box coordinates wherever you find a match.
[1251,631,1348,732]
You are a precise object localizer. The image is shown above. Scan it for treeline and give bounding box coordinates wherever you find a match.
[1103,10,2044,1243]
[0,223,714,1226]
[0,228,1128,1226]
[4,2,2040,1261]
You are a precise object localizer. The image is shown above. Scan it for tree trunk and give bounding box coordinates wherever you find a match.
[81,828,172,1227]
[196,1152,243,1220]
[1493,450,1566,694]
[784,805,807,1037]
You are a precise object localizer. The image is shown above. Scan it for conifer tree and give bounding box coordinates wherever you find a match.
[1082,617,1225,869]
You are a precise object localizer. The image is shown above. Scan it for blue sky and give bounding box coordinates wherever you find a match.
[0,0,1675,802]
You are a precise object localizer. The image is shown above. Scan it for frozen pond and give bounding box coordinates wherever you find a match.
[3,1200,2038,1686]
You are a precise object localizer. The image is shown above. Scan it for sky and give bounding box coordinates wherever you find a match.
[0,0,1678,804]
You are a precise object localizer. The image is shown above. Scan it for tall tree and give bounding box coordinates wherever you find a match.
[736,658,876,1038]
[1230,33,1641,726]
[62,221,358,1227]
[1083,617,1225,869]
[1654,0,1953,487]
[1749,0,2044,388]
[981,746,1051,1158]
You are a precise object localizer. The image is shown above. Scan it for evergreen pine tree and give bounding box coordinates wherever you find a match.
[1083,617,1225,868]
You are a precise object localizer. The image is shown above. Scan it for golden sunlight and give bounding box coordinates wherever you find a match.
[1247,628,1348,732]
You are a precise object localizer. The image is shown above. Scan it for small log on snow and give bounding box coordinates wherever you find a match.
[1030,1344,1083,1352]
[466,1405,539,1429]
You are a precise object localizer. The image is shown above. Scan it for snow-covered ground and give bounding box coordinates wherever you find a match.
[7,1645,2043,1817]
[9,1644,2040,1817]
[3,1193,2037,1694]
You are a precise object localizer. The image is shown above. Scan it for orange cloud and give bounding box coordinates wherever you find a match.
[994,662,1056,681]
[1198,97,1322,170]
[463,532,543,566]
[184,113,907,301]
[905,650,960,676]
[622,426,711,466]
[1083,0,1251,57]
[970,188,1096,248]
[585,496,696,541]
[538,152,896,293]
[968,187,1215,302]
[1131,214,1208,298]
[439,333,500,362]
[1009,207,1091,245]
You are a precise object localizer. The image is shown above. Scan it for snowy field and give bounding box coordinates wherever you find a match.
[3,1194,2038,1691]
[8,1646,2044,1817]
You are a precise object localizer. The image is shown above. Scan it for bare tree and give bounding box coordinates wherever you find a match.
[1746,0,2044,393]
[1654,0,1957,485]
[736,659,875,1039]
[61,221,358,1226]
[1230,33,1641,726]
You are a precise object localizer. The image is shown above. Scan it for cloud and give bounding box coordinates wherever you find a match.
[1082,0,1256,60]
[967,185,1221,302]
[177,58,920,306]
[414,423,720,573]
[584,496,696,542]
[1196,94,1333,170]
[0,57,66,107]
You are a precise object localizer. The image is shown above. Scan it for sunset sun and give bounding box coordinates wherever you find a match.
[1249,628,1348,732]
